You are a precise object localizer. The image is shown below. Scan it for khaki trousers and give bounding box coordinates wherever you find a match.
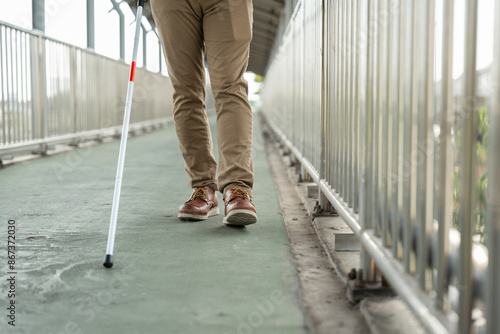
[151,0,254,194]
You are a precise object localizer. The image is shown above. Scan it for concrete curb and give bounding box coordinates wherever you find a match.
[263,120,427,334]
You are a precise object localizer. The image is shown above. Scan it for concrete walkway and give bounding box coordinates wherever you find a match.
[1,114,309,334]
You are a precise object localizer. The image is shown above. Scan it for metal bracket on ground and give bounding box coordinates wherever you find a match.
[346,269,395,304]
[312,201,338,218]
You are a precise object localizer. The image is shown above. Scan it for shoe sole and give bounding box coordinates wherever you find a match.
[178,207,219,221]
[223,209,257,226]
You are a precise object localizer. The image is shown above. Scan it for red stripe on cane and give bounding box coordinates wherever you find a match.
[129,61,137,82]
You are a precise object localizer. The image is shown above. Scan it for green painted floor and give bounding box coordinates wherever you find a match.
[0,113,309,334]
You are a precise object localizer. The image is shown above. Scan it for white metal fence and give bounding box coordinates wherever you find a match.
[262,0,499,333]
[0,21,173,159]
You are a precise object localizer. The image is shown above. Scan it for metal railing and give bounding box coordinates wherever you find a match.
[262,0,499,333]
[0,21,173,159]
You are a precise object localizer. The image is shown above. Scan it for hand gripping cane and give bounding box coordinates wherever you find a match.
[103,0,145,268]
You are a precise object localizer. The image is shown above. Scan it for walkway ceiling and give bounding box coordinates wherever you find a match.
[125,0,284,76]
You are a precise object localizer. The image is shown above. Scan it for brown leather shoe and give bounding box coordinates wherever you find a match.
[178,186,219,221]
[223,187,257,226]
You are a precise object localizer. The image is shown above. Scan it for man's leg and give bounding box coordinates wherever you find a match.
[202,0,254,194]
[202,0,256,225]
[151,0,217,190]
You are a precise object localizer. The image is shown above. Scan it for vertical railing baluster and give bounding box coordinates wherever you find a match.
[347,0,352,207]
[387,0,395,253]
[319,0,327,210]
[341,0,346,198]
[435,0,454,311]
[0,27,5,145]
[349,0,355,210]
[329,1,334,189]
[14,30,20,143]
[380,0,389,246]
[402,0,412,273]
[47,41,53,138]
[353,0,360,213]
[344,0,350,203]
[41,38,47,147]
[415,0,435,291]
[409,0,420,276]
[46,41,50,137]
[21,32,25,141]
[457,0,478,332]
[371,0,380,239]
[29,35,37,142]
[395,0,406,262]
[7,28,13,144]
[360,0,375,281]
[24,33,30,141]
[70,46,77,136]
[317,0,320,163]
[334,0,340,191]
[19,31,25,142]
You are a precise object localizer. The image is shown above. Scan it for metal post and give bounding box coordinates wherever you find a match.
[319,0,328,211]
[388,0,398,256]
[69,47,77,134]
[9,29,16,142]
[332,0,338,189]
[457,0,478,332]
[0,28,5,145]
[87,0,95,49]
[402,0,413,273]
[143,27,147,68]
[21,34,28,142]
[340,0,346,198]
[0,29,8,144]
[435,0,454,310]
[394,0,406,262]
[351,0,359,212]
[346,0,352,207]
[370,0,380,239]
[158,41,163,73]
[416,0,434,291]
[33,36,47,145]
[119,10,125,61]
[32,0,45,32]
[109,0,126,60]
[359,0,375,282]
[379,0,389,245]
[352,0,361,212]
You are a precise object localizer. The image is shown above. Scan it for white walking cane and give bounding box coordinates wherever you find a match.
[104,0,145,268]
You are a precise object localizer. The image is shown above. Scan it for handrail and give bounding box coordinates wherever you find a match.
[0,21,173,159]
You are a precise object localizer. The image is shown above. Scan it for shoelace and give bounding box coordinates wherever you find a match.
[187,187,208,203]
[226,187,252,202]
